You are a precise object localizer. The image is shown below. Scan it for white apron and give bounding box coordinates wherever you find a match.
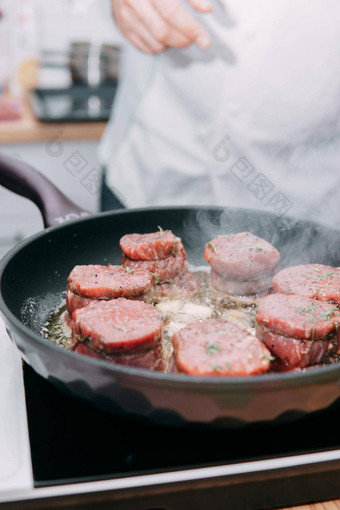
[99,0,340,228]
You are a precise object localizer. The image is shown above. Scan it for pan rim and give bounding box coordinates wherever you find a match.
[1,205,340,390]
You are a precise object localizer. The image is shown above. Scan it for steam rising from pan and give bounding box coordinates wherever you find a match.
[182,207,340,269]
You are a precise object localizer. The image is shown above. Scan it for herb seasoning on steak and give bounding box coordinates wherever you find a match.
[72,298,163,354]
[204,232,280,281]
[204,232,280,303]
[256,294,340,368]
[120,229,182,260]
[121,247,188,283]
[68,264,154,299]
[272,264,340,305]
[172,318,271,376]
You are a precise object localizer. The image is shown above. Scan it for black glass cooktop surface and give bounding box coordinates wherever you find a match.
[23,363,340,488]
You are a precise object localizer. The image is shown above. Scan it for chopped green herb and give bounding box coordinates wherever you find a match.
[207,242,218,253]
[225,362,231,370]
[123,265,134,274]
[296,305,319,323]
[296,305,318,314]
[249,247,263,253]
[318,272,334,280]
[212,364,222,372]
[157,225,164,238]
[320,309,335,321]
[264,353,276,362]
[150,272,159,284]
[205,342,221,355]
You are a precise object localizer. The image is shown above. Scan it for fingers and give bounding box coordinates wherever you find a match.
[131,0,192,49]
[127,32,154,53]
[152,0,211,49]
[111,0,211,54]
[112,0,165,53]
[186,0,213,13]
[130,14,167,52]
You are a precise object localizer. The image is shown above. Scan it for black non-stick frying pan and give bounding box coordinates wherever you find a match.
[1,154,340,428]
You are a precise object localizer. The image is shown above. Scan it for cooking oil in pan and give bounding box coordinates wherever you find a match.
[41,268,256,372]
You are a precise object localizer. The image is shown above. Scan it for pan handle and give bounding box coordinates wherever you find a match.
[0,153,91,228]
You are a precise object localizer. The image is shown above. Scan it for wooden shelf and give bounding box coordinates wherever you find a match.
[0,94,106,144]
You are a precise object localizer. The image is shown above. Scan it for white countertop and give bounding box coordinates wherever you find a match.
[0,316,33,493]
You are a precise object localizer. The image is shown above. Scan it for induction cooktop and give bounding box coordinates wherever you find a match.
[0,362,335,509]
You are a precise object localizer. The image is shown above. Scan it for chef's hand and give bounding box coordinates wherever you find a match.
[111,0,212,54]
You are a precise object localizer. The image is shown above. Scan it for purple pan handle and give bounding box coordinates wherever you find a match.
[0,153,91,228]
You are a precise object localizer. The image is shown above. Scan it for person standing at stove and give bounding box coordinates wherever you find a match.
[99,0,340,228]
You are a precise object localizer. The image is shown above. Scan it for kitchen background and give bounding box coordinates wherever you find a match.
[0,0,122,258]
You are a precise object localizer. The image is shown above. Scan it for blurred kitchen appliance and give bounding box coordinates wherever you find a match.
[69,41,119,86]
[29,41,120,122]
[30,84,117,122]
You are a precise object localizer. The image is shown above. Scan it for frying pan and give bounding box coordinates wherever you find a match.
[1,153,340,428]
